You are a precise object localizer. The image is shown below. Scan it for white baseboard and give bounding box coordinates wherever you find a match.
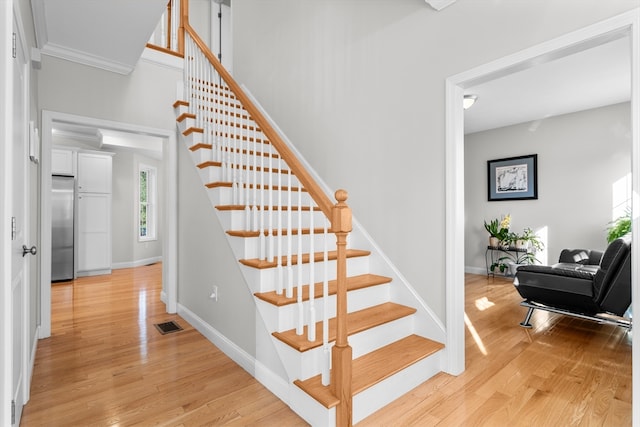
[176,303,292,406]
[112,256,163,270]
[177,303,256,375]
[465,266,487,275]
[27,325,40,402]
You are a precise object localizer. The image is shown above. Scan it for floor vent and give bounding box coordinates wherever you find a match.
[154,320,183,335]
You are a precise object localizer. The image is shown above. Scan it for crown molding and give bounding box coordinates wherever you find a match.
[41,42,133,75]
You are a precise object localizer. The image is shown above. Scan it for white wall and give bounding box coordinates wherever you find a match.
[465,103,631,273]
[231,0,639,322]
[37,56,180,132]
[177,143,257,356]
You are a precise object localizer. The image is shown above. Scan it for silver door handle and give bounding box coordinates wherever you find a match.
[22,245,37,257]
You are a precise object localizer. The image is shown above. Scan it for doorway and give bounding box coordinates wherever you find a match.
[444,8,639,423]
[39,111,178,338]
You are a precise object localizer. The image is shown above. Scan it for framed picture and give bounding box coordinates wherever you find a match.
[487,154,537,201]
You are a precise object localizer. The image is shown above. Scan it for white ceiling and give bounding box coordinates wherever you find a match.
[464,36,631,134]
[31,0,168,74]
[31,1,631,139]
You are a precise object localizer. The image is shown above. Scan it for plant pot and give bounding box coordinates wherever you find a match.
[508,262,525,276]
[515,240,528,250]
[489,236,500,247]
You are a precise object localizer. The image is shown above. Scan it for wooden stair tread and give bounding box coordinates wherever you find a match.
[293,334,444,408]
[273,302,416,352]
[227,227,325,238]
[255,274,391,306]
[240,249,370,269]
[198,161,288,175]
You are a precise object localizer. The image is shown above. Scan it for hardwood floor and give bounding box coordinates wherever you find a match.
[21,263,305,426]
[22,268,631,426]
[358,274,632,426]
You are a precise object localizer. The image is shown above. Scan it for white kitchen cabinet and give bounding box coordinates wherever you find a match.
[51,148,74,175]
[76,192,112,276]
[75,151,114,276]
[77,152,112,193]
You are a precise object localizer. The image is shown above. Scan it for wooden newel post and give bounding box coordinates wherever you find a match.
[331,189,353,427]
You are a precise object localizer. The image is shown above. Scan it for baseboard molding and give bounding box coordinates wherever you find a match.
[176,303,291,406]
[27,325,40,401]
[465,266,487,275]
[112,256,163,270]
[177,303,256,375]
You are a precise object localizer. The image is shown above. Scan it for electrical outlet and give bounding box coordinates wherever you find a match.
[209,285,218,301]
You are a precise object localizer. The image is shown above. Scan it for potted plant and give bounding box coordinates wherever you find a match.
[606,209,631,243]
[519,227,544,252]
[484,214,511,247]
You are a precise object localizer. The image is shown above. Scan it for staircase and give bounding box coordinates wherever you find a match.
[173,24,446,426]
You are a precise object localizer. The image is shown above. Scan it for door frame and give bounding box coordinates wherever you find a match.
[1,2,32,424]
[39,111,178,338]
[444,8,639,424]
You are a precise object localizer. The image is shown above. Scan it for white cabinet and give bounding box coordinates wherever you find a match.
[51,148,74,175]
[77,152,112,193]
[76,151,114,276]
[77,193,111,275]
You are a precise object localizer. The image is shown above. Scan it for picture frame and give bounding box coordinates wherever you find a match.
[487,154,537,201]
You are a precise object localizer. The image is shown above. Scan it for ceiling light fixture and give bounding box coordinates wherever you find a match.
[463,94,478,110]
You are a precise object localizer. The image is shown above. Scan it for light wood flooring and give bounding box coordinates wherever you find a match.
[21,267,631,426]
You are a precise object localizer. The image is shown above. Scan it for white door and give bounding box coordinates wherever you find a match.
[10,13,30,426]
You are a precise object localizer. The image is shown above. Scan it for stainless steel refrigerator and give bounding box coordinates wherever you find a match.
[51,175,75,281]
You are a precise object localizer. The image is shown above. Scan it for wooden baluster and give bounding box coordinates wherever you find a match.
[252,127,258,232]
[244,118,252,231]
[308,198,315,342]
[322,220,330,386]
[275,154,283,295]
[232,100,238,206]
[259,138,266,261]
[285,169,293,298]
[220,89,227,184]
[296,185,304,335]
[267,143,274,262]
[331,189,353,427]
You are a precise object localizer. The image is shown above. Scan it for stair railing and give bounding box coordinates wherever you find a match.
[181,3,353,425]
[147,0,183,57]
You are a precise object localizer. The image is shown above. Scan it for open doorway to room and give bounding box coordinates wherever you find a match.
[39,111,177,338]
[445,9,639,423]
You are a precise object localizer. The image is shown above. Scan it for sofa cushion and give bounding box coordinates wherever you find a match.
[557,249,603,265]
[592,235,630,302]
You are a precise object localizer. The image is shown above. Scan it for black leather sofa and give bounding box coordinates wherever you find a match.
[513,234,631,329]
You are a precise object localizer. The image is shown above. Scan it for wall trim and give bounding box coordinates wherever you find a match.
[112,256,163,270]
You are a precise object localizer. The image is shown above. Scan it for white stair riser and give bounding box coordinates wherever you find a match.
[285,347,441,427]
[273,314,414,381]
[227,231,335,259]
[205,186,315,211]
[215,205,325,231]
[287,383,336,427]
[240,256,370,294]
[256,283,391,333]
[198,166,301,190]
[352,351,442,424]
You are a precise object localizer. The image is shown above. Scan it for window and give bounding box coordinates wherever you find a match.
[139,164,157,241]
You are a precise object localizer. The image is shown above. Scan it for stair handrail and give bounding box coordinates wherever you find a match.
[183,23,333,217]
[181,1,353,423]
